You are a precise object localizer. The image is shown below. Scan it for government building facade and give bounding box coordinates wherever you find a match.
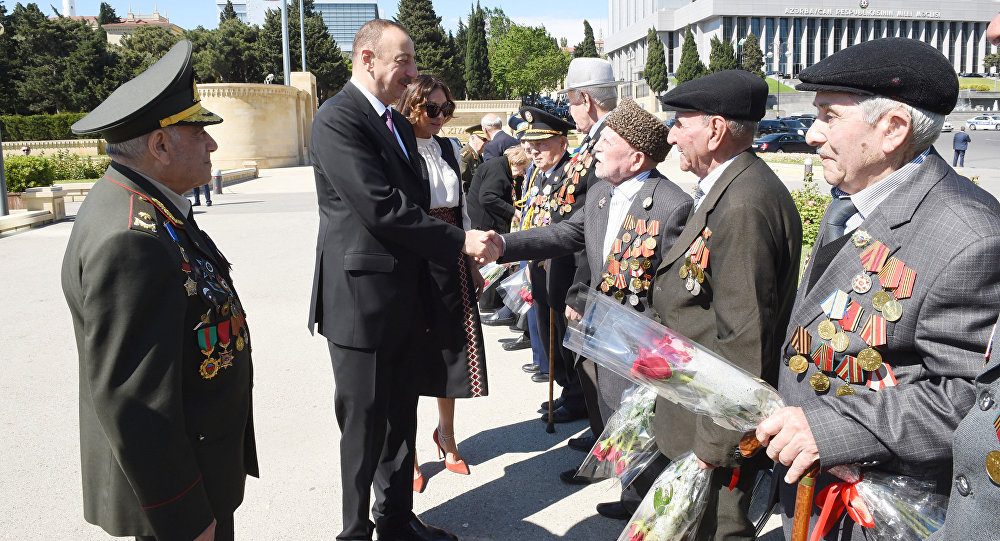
[604,0,1000,83]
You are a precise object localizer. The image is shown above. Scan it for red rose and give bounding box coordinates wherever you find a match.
[631,349,674,380]
[592,440,612,461]
[615,458,627,475]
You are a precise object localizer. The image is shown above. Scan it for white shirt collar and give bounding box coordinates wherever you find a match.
[611,171,651,199]
[136,171,192,216]
[350,78,390,116]
[694,154,739,211]
[588,112,611,140]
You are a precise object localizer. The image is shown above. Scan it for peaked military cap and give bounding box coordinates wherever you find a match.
[796,38,958,116]
[465,124,487,138]
[660,70,768,121]
[72,40,222,144]
[508,114,529,139]
[519,107,574,141]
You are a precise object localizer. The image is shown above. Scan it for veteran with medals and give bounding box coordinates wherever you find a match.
[61,40,257,540]
[753,38,1000,541]
[649,70,803,539]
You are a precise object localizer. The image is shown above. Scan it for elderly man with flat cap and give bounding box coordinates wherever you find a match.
[647,70,803,537]
[751,38,1000,541]
[61,40,256,541]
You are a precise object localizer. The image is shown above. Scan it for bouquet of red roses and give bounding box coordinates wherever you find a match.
[576,385,660,488]
[478,261,512,291]
[498,266,533,316]
[563,289,783,433]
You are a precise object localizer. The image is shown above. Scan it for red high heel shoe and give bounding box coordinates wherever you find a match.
[413,460,426,493]
[432,428,470,475]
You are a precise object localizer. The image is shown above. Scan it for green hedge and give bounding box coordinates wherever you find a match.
[0,113,89,141]
[960,83,992,92]
[790,178,832,248]
[4,152,109,192]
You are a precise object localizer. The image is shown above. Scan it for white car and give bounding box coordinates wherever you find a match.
[941,121,953,132]
[966,115,1000,130]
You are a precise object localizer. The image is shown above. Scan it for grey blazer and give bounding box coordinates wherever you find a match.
[502,171,691,411]
[775,150,1000,539]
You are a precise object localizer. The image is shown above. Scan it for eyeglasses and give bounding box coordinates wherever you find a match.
[425,101,455,118]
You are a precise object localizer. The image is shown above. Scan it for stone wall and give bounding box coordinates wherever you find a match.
[2,139,104,157]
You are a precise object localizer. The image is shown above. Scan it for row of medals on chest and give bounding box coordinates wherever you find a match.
[678,228,711,296]
[601,211,661,307]
[164,221,246,380]
[789,229,915,395]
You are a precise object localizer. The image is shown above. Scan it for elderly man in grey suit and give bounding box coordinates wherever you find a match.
[755,38,1000,541]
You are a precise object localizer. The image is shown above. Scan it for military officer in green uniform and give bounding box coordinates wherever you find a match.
[460,125,487,193]
[61,40,257,541]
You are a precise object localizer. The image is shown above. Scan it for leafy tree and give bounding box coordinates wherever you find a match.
[184,26,219,83]
[708,36,737,72]
[985,53,1000,74]
[574,20,598,58]
[453,17,468,97]
[395,0,462,96]
[0,1,16,114]
[644,28,669,94]
[487,11,569,98]
[213,18,261,82]
[219,0,238,23]
[560,37,567,48]
[120,25,182,62]
[464,2,491,99]
[675,26,707,84]
[740,32,765,78]
[97,2,117,25]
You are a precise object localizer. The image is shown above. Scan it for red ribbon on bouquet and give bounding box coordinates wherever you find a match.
[808,477,875,541]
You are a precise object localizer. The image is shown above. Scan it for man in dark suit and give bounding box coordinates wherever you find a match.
[754,39,1000,541]
[308,19,496,541]
[481,113,518,161]
[952,125,971,167]
[62,40,257,541]
[649,70,803,538]
[467,145,530,234]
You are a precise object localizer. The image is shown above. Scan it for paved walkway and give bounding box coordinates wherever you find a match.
[0,166,786,540]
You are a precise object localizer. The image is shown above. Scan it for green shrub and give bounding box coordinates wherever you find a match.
[49,150,110,180]
[0,113,88,141]
[790,179,831,248]
[4,156,56,192]
[959,83,991,92]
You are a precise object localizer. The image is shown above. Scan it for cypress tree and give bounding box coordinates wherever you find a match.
[740,32,765,78]
[219,0,238,24]
[644,28,669,94]
[574,20,598,58]
[675,26,707,84]
[395,0,461,95]
[464,2,491,99]
[708,36,737,72]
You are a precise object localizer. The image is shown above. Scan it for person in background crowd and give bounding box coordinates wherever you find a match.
[460,125,487,193]
[480,113,518,161]
[952,125,971,168]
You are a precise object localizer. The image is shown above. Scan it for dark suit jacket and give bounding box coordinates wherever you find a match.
[482,130,518,161]
[308,82,466,349]
[953,131,971,151]
[467,155,516,233]
[779,149,1000,490]
[650,150,803,468]
[61,163,257,540]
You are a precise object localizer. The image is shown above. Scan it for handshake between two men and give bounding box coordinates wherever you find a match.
[463,230,504,264]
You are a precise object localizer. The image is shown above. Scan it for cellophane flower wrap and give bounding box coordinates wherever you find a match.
[564,289,784,432]
[808,465,946,541]
[498,266,533,316]
[617,451,710,541]
[577,385,661,488]
[478,261,511,291]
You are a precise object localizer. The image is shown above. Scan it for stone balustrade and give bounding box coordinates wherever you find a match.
[2,139,105,157]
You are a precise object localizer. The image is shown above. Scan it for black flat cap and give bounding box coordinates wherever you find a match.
[519,107,574,141]
[660,70,768,121]
[796,38,958,115]
[72,40,222,143]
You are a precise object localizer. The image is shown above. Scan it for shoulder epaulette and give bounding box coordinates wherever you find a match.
[129,194,160,236]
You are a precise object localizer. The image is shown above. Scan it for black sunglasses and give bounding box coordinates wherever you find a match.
[425,101,456,118]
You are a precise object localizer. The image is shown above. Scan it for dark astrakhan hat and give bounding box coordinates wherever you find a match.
[795,38,958,115]
[604,98,672,163]
[519,106,574,141]
[660,70,768,121]
[72,40,222,143]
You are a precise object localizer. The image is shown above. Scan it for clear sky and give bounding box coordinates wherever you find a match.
[62,0,609,45]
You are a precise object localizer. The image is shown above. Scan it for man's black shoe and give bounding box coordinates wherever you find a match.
[568,434,597,452]
[503,335,531,351]
[537,396,565,413]
[540,405,587,423]
[596,501,637,520]
[376,517,458,541]
[530,372,549,383]
[521,363,540,373]
[483,312,515,326]
[205,200,212,206]
[559,467,600,485]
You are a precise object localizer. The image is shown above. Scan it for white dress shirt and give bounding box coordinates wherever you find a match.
[349,78,409,160]
[831,149,929,234]
[417,136,471,230]
[602,171,652,257]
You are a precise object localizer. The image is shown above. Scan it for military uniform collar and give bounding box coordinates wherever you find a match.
[134,170,193,217]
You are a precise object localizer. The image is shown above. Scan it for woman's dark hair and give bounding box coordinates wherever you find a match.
[396,74,455,125]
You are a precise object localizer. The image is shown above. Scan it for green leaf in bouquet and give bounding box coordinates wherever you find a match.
[653,485,673,514]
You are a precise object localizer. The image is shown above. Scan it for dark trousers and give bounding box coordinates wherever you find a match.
[135,515,234,541]
[191,185,212,204]
[953,149,966,167]
[328,337,419,540]
[577,358,604,438]
[534,296,585,413]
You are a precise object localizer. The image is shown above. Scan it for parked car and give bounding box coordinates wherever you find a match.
[757,119,806,136]
[941,121,954,132]
[966,115,1000,130]
[752,133,816,153]
[781,116,813,129]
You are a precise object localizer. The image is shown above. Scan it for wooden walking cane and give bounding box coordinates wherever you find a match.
[546,307,556,434]
[740,434,820,541]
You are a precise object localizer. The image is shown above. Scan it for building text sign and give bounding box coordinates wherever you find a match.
[784,7,941,18]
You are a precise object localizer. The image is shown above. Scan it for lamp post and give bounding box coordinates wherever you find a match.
[767,43,792,116]
[0,21,7,216]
